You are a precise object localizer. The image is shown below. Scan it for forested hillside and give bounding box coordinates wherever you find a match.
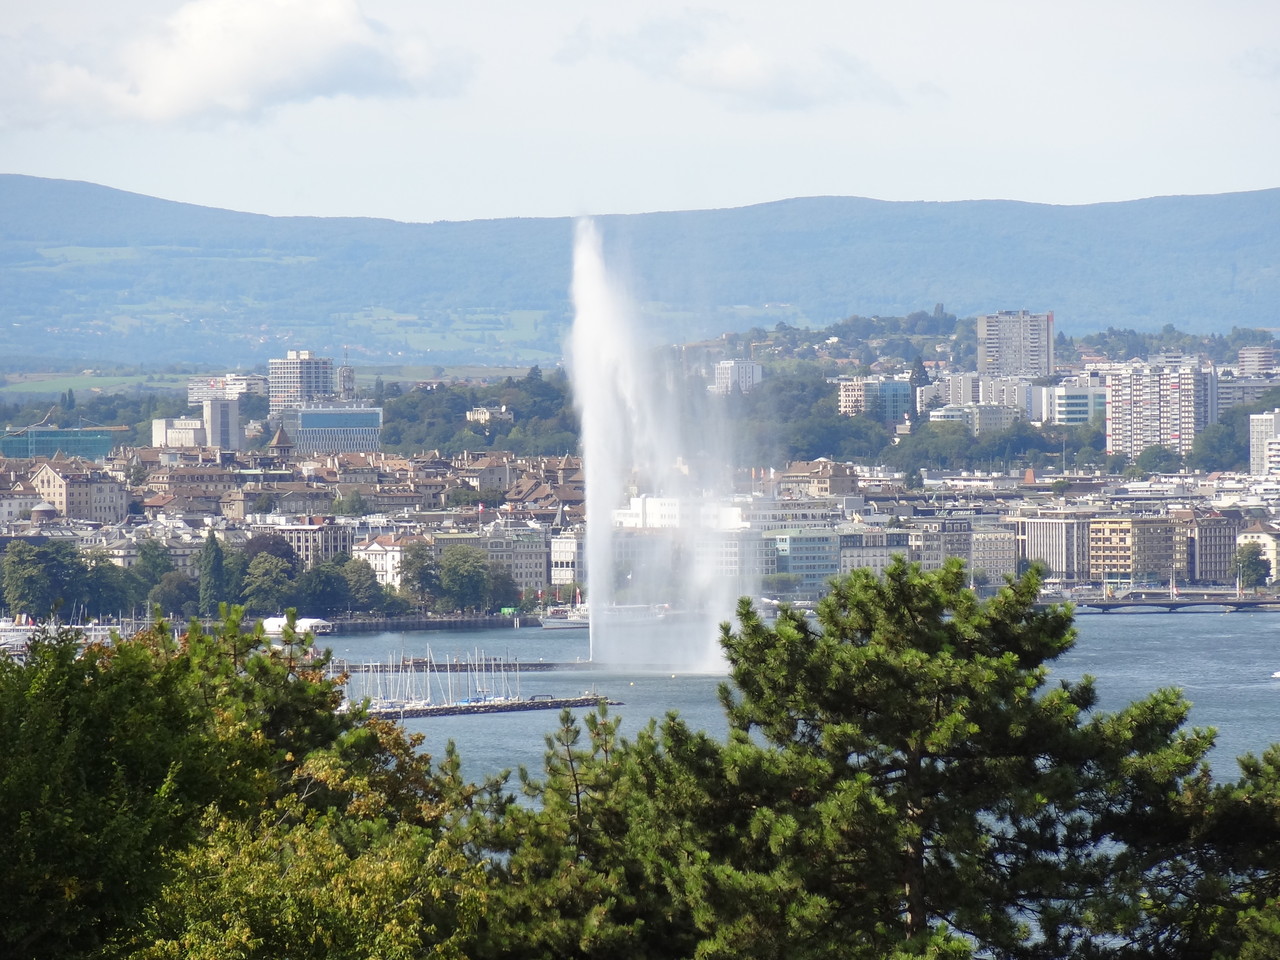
[3,174,1277,369]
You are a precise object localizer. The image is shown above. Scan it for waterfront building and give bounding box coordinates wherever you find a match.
[550,529,587,588]
[906,518,972,572]
[480,524,551,597]
[268,350,334,418]
[1238,521,1280,585]
[1171,511,1241,585]
[977,310,1054,378]
[836,524,910,578]
[252,516,355,570]
[352,533,432,588]
[1088,515,1178,588]
[764,528,841,597]
[970,523,1018,583]
[1017,514,1093,584]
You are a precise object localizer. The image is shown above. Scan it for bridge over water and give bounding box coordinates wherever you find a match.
[1039,597,1280,614]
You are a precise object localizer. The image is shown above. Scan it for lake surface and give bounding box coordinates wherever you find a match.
[326,610,1280,783]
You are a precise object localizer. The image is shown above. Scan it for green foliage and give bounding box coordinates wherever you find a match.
[196,531,226,616]
[436,545,490,612]
[694,558,1215,957]
[2,539,87,617]
[1236,544,1271,589]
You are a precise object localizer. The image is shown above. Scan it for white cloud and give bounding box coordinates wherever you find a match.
[23,0,471,125]
[607,12,900,111]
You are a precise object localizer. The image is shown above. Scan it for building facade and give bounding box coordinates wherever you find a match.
[268,350,335,417]
[977,310,1054,378]
[1104,359,1218,459]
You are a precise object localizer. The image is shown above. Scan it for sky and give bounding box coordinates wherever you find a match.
[1,0,1278,224]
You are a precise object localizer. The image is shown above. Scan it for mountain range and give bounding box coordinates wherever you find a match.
[2,173,1277,369]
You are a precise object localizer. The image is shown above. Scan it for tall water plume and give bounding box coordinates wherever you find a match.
[569,219,738,671]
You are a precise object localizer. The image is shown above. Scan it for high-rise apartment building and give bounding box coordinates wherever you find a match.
[268,350,334,417]
[1238,345,1276,377]
[1104,359,1218,459]
[977,310,1055,378]
[836,376,914,423]
[1249,409,1280,475]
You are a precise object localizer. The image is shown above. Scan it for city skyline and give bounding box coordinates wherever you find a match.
[2,2,1277,223]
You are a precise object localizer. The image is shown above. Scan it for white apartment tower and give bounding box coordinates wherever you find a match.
[1104,359,1218,459]
[268,350,334,417]
[1250,409,1280,475]
[977,310,1055,378]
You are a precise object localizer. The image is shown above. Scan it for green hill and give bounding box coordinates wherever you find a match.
[1,174,1277,368]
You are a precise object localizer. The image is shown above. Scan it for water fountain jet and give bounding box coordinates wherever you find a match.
[569,220,739,672]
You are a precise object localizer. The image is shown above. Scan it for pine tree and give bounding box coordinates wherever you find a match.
[197,531,226,617]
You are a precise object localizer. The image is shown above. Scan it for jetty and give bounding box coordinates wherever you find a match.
[364,694,622,719]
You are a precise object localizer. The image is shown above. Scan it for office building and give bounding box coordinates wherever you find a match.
[977,310,1055,377]
[280,402,383,455]
[268,350,334,417]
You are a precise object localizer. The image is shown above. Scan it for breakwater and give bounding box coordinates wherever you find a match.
[326,615,523,634]
[365,695,621,719]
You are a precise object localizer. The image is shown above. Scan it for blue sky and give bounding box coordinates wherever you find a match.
[2,1,1277,223]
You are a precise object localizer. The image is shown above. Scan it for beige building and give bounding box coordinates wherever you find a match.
[29,461,128,524]
[253,517,354,570]
[1088,516,1177,587]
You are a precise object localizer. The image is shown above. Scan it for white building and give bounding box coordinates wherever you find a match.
[1250,409,1280,475]
[151,417,206,447]
[269,350,335,418]
[1104,359,1218,459]
[713,359,764,395]
[928,403,1021,436]
[187,373,269,404]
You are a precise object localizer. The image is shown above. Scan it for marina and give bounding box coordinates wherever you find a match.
[317,612,1280,782]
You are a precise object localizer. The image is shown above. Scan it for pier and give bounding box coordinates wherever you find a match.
[364,695,622,719]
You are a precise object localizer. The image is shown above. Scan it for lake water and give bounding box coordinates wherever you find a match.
[326,610,1280,783]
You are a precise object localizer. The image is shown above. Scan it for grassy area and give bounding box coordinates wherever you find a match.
[0,371,191,398]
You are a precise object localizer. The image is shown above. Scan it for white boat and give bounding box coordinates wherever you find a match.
[260,616,334,636]
[540,606,590,630]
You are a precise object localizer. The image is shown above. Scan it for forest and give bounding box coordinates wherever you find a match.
[5,561,1280,959]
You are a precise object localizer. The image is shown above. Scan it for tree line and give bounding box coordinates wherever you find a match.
[0,535,527,622]
[5,561,1280,958]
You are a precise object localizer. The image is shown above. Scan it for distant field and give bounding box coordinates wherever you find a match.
[0,371,191,397]
[0,363,550,399]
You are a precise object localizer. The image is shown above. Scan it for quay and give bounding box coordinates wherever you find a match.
[364,694,621,719]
